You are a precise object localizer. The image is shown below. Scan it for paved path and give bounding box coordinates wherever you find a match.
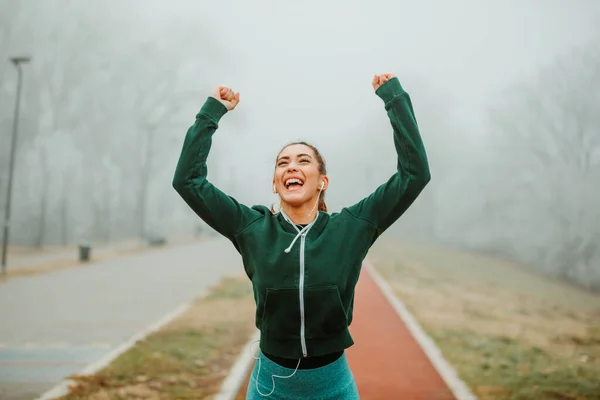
[236,266,455,399]
[0,238,243,400]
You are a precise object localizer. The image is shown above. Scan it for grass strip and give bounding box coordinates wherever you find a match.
[57,274,256,399]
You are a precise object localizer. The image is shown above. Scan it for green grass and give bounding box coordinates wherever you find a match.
[370,238,600,400]
[58,275,255,400]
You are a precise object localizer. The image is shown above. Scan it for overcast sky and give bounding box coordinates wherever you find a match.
[2,0,599,222]
[131,0,600,161]
[194,0,600,144]
[157,0,600,205]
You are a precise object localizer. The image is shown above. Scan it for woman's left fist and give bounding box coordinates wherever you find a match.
[372,73,396,91]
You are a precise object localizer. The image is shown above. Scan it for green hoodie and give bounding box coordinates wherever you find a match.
[172,77,430,359]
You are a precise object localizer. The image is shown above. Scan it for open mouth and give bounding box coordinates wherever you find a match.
[284,178,304,191]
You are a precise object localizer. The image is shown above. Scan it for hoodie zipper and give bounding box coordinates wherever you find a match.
[299,230,308,357]
[279,210,318,359]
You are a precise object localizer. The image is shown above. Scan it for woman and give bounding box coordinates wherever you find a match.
[172,73,430,399]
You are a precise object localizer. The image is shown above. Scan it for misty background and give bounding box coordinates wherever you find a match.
[1,0,599,289]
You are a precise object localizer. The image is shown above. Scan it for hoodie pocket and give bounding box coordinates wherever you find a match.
[262,288,301,340]
[304,285,348,339]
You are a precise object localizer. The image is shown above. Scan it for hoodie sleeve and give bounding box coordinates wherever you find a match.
[172,96,263,244]
[345,77,431,240]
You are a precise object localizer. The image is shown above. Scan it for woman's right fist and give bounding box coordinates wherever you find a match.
[210,85,240,111]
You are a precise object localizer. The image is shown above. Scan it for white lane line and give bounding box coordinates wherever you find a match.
[213,329,260,400]
[365,260,478,400]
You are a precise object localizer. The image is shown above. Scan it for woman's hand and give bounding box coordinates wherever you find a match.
[372,73,396,91]
[210,85,240,111]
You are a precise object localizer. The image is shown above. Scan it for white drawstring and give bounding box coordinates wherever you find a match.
[280,210,319,253]
[284,224,310,253]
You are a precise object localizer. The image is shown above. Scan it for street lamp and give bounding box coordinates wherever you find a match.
[1,56,31,274]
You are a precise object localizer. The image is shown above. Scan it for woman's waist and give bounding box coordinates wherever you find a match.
[252,349,355,398]
[263,350,344,370]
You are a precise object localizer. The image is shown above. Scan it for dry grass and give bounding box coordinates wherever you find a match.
[370,238,600,400]
[1,246,147,280]
[56,273,256,400]
[6,244,73,257]
[0,237,199,282]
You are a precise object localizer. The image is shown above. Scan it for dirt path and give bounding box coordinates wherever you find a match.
[235,266,456,399]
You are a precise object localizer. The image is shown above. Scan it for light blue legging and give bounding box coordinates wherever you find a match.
[246,350,360,399]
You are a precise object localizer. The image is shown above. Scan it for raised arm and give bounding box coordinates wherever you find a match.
[345,74,431,240]
[172,86,263,245]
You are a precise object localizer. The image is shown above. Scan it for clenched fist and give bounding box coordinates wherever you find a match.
[210,85,240,111]
[372,73,396,91]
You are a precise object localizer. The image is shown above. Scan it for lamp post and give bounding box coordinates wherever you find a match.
[1,56,31,275]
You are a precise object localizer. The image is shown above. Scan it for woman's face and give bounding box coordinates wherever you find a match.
[273,144,327,208]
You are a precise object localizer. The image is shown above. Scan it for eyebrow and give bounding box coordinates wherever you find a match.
[277,153,313,162]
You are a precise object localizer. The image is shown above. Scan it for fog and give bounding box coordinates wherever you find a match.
[1,0,599,288]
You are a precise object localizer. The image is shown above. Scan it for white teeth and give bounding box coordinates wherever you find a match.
[285,178,303,187]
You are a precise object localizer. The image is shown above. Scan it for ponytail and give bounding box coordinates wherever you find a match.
[318,197,327,213]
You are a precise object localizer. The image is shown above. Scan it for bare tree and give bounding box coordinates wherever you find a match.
[478,40,600,288]
[111,28,224,241]
[2,2,228,247]
[34,148,49,248]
